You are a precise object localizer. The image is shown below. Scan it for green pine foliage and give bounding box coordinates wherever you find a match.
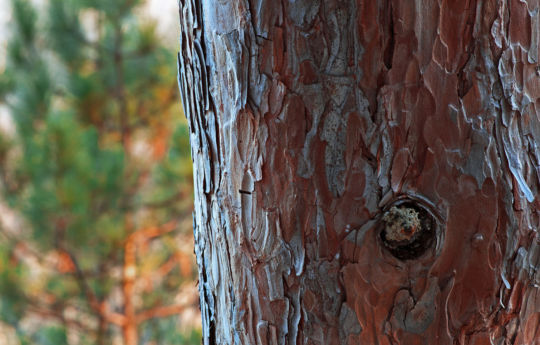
[0,0,197,344]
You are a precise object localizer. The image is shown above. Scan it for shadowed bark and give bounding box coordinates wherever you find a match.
[178,0,540,344]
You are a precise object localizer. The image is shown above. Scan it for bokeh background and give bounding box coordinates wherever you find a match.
[0,0,201,344]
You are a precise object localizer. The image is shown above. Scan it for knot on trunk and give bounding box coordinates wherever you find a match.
[382,206,421,242]
[379,198,438,260]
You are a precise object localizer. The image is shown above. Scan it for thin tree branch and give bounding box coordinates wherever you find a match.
[62,248,126,327]
[129,220,178,244]
[135,304,186,324]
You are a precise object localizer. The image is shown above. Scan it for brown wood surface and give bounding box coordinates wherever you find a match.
[178,0,540,344]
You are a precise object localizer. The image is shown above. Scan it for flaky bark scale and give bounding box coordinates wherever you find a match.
[178,0,540,344]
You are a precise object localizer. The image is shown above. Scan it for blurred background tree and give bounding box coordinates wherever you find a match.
[0,0,199,344]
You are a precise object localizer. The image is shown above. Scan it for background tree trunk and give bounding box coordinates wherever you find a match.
[178,0,540,344]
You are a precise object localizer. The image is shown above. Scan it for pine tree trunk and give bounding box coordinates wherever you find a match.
[177,0,540,344]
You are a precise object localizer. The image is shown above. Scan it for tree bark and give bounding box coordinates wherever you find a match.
[177,0,540,344]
